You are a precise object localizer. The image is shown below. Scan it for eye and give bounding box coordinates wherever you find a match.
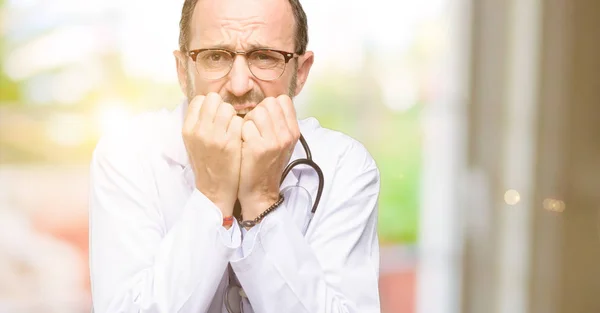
[255,52,275,61]
[203,51,226,62]
[249,50,284,68]
[196,50,232,71]
[210,53,222,61]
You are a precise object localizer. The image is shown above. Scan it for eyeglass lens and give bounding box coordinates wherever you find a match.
[195,50,287,81]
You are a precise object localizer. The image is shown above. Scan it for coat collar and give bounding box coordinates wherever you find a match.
[161,100,310,191]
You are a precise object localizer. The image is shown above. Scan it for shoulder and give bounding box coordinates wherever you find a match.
[297,117,381,227]
[91,107,173,169]
[298,117,379,176]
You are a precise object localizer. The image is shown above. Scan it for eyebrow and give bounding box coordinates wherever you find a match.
[204,42,273,51]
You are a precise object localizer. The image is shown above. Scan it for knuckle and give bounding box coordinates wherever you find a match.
[260,97,275,108]
[242,119,251,130]
[231,116,244,129]
[268,96,280,107]
[283,136,293,148]
[278,131,291,144]
[277,94,291,105]
[274,142,285,152]
[191,95,206,106]
[194,127,207,139]
[283,135,294,147]
[183,130,197,143]
[233,115,243,124]
[205,92,222,106]
[255,104,267,112]
[265,97,277,106]
[257,145,268,155]
[206,138,221,149]
[206,91,220,99]
[224,103,236,116]
[215,137,227,148]
[216,105,230,119]
[278,95,292,107]
[253,106,266,117]
[268,140,280,152]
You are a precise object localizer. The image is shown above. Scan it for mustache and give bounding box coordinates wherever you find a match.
[222,90,265,106]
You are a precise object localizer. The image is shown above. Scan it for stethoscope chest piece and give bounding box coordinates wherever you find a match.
[224,283,246,313]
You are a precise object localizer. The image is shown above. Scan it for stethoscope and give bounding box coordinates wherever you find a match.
[224,133,324,313]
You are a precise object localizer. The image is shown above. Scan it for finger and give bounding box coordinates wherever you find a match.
[198,92,222,128]
[263,96,291,142]
[241,120,261,142]
[214,102,236,135]
[244,104,275,140]
[278,95,300,138]
[183,95,205,134]
[227,115,244,140]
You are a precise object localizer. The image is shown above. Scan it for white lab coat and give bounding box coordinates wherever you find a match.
[89,101,381,313]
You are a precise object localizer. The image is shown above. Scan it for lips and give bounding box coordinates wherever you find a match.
[233,104,256,115]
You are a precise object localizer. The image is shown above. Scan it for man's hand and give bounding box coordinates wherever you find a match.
[182,92,244,217]
[239,95,300,220]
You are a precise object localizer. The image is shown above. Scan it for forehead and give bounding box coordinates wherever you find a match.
[189,0,295,50]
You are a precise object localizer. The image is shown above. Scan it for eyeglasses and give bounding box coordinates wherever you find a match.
[188,48,299,81]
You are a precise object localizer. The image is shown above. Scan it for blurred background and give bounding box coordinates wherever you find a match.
[0,0,599,312]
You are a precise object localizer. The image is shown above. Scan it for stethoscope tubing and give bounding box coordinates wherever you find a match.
[280,134,324,214]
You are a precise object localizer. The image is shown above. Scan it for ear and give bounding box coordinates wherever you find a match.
[294,51,314,96]
[173,50,190,96]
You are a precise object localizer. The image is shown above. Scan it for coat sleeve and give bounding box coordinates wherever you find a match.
[230,139,381,313]
[89,133,241,313]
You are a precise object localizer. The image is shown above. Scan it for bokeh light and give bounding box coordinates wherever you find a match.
[543,198,566,213]
[504,189,521,206]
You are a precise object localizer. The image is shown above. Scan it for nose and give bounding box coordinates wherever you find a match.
[226,55,254,97]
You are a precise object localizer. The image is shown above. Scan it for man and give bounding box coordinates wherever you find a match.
[89,0,381,312]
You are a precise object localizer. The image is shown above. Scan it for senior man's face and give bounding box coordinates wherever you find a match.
[174,0,314,114]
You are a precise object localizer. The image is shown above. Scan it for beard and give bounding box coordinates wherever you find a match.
[185,61,298,111]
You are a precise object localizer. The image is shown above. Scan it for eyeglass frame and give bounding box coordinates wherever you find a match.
[187,48,300,81]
